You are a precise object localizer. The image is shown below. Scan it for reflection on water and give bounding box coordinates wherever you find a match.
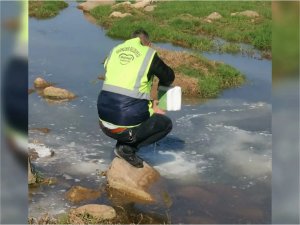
[29,2,271,223]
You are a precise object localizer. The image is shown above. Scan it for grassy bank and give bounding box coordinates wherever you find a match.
[153,48,245,98]
[90,1,271,52]
[29,1,68,19]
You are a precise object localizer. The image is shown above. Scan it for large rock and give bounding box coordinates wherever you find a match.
[109,11,132,18]
[106,157,160,202]
[144,5,156,12]
[231,10,259,18]
[77,0,114,12]
[132,0,152,9]
[73,204,116,220]
[112,1,132,9]
[204,12,222,23]
[65,186,101,203]
[43,86,75,100]
[34,77,51,88]
[206,12,222,20]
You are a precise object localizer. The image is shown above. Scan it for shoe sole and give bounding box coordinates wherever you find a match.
[114,149,144,168]
[114,149,122,159]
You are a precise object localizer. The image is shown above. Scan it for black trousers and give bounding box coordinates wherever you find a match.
[1,57,28,165]
[100,113,172,150]
[2,57,28,133]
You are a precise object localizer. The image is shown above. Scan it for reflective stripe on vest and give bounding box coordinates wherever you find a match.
[102,38,156,100]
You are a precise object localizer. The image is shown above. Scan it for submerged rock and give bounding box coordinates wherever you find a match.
[29,127,51,134]
[43,86,76,100]
[106,157,160,203]
[109,11,132,18]
[176,186,218,206]
[231,10,259,18]
[65,186,101,203]
[72,204,116,221]
[34,77,51,88]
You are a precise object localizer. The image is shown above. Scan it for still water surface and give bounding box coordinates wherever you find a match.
[29,3,271,223]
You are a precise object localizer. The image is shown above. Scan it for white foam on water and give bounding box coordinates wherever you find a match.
[152,151,200,179]
[175,112,216,129]
[63,161,107,176]
[248,101,269,109]
[29,143,53,158]
[206,124,271,178]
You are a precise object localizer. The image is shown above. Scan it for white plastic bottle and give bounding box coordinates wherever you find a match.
[158,86,182,111]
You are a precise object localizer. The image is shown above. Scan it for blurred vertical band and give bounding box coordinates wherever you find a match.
[1,0,28,224]
[272,1,299,224]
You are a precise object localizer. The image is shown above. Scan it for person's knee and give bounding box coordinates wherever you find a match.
[167,119,173,133]
[163,116,173,133]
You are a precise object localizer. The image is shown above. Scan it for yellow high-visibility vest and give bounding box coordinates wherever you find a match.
[102,37,156,100]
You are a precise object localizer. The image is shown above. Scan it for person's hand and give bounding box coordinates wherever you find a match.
[153,100,165,115]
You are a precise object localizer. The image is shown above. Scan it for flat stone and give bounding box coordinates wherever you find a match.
[112,1,132,9]
[205,12,222,21]
[43,86,75,100]
[132,0,151,9]
[106,157,160,202]
[144,5,156,12]
[74,204,116,220]
[109,11,132,18]
[231,10,259,18]
[65,186,101,203]
[29,127,51,134]
[77,0,114,12]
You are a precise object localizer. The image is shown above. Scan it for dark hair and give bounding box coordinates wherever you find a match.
[131,29,149,39]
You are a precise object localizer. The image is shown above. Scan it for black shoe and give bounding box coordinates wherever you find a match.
[114,145,144,168]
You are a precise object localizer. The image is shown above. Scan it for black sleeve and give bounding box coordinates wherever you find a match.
[147,53,175,86]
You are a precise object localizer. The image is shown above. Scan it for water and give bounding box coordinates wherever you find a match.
[29,2,271,223]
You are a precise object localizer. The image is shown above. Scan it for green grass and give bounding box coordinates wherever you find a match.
[90,2,248,98]
[29,1,68,19]
[90,1,271,51]
[56,213,69,224]
[115,0,136,3]
[220,43,241,54]
[177,61,245,98]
